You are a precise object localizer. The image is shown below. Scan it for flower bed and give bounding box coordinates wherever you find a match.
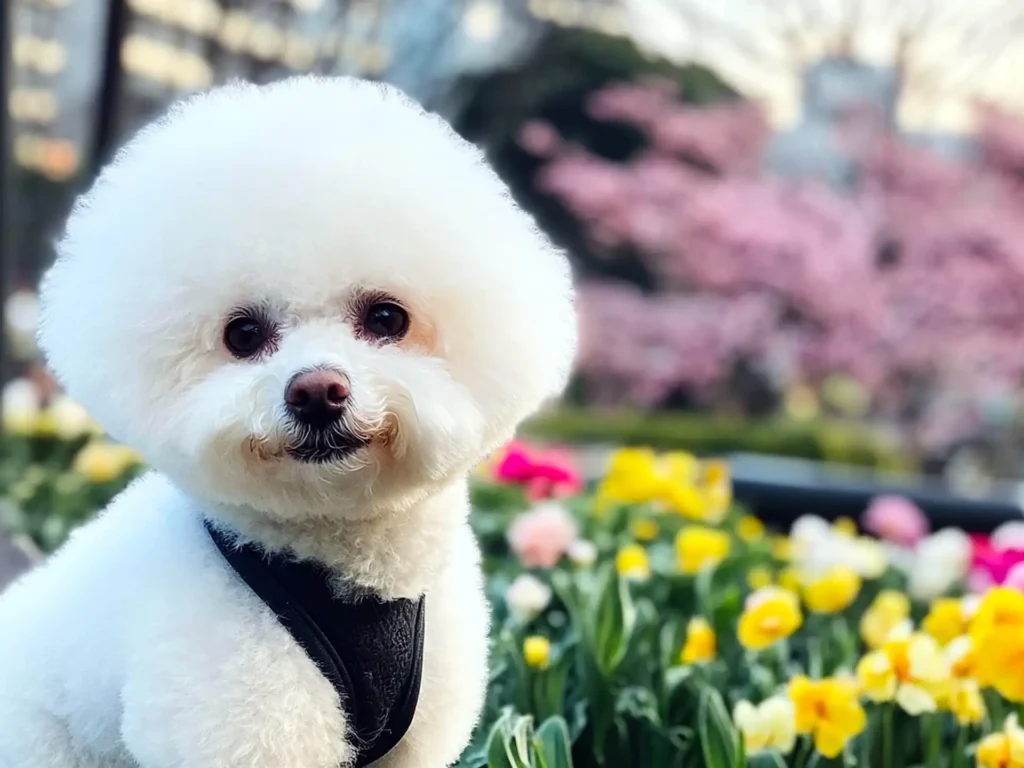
[463,442,1024,768]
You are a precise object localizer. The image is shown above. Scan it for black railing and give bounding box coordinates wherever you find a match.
[729,452,1023,534]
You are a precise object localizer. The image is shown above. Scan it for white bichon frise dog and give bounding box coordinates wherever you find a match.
[0,77,576,767]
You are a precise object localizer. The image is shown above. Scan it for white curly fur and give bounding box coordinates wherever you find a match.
[0,77,576,767]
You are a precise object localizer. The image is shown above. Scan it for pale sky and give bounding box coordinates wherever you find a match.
[620,0,1024,132]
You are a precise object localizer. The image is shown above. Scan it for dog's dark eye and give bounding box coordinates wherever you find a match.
[224,315,271,359]
[362,302,409,341]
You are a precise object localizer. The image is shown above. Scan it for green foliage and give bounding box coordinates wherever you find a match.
[522,408,913,472]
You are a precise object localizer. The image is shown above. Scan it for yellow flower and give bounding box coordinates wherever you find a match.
[855,626,950,714]
[802,566,861,614]
[733,697,797,754]
[976,716,1024,768]
[615,544,651,580]
[922,597,968,646]
[945,634,977,680]
[664,480,707,520]
[523,636,551,669]
[681,617,716,664]
[747,566,773,591]
[738,587,803,651]
[675,526,730,575]
[72,442,142,484]
[832,517,857,538]
[971,587,1024,702]
[859,591,910,649]
[700,459,731,523]
[945,678,985,725]
[737,515,766,543]
[630,518,658,542]
[595,448,662,506]
[770,535,793,561]
[935,636,985,728]
[788,675,866,758]
[777,567,801,594]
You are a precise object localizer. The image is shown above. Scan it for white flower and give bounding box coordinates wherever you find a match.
[505,574,552,623]
[992,521,1024,552]
[567,539,597,567]
[4,290,39,360]
[2,378,40,433]
[733,697,797,754]
[47,396,97,440]
[908,528,972,600]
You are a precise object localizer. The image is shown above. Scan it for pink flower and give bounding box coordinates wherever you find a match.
[969,533,1024,585]
[861,495,929,546]
[492,440,583,500]
[507,502,579,569]
[1004,562,1024,593]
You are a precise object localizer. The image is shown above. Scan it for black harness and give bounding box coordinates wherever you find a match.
[204,520,425,767]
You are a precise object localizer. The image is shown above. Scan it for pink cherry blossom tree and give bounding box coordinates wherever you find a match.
[524,79,1024,468]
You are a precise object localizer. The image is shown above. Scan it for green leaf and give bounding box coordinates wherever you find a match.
[534,716,574,768]
[747,750,789,768]
[485,710,520,768]
[697,687,739,768]
[593,566,637,677]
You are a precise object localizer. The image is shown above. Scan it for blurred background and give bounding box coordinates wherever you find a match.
[5,0,1024,555]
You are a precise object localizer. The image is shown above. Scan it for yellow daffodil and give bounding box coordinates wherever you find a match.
[733,697,797,754]
[738,587,803,651]
[675,526,730,575]
[976,715,1024,768]
[747,566,773,591]
[947,678,985,725]
[72,442,142,484]
[522,636,551,669]
[630,518,658,542]
[935,634,986,724]
[855,626,951,714]
[859,590,910,649]
[700,459,731,523]
[737,515,766,543]
[788,675,866,758]
[681,617,716,664]
[922,597,968,646]
[595,448,662,506]
[615,543,651,580]
[802,566,861,614]
[971,587,1024,702]
[664,480,707,520]
[832,517,857,538]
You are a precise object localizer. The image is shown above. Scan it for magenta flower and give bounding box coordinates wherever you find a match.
[862,495,930,547]
[492,440,583,500]
[969,533,1024,587]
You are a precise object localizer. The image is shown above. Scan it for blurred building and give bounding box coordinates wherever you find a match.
[766,57,974,189]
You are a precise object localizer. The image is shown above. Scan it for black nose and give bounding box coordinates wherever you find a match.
[285,369,350,428]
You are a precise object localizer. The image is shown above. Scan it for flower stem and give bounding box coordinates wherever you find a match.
[925,714,941,768]
[882,703,895,768]
[951,725,967,768]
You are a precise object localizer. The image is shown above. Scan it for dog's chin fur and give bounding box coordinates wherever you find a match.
[0,76,577,768]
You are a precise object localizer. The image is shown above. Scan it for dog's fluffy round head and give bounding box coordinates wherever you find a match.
[39,77,576,520]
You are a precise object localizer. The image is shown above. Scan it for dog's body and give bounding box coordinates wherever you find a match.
[0,474,487,768]
[0,77,575,767]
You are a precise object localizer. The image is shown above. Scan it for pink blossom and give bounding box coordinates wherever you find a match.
[861,495,929,546]
[492,440,583,500]
[969,533,1024,585]
[506,503,579,569]
[1004,562,1024,593]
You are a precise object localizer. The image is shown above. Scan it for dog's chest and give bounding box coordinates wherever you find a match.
[205,521,425,767]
